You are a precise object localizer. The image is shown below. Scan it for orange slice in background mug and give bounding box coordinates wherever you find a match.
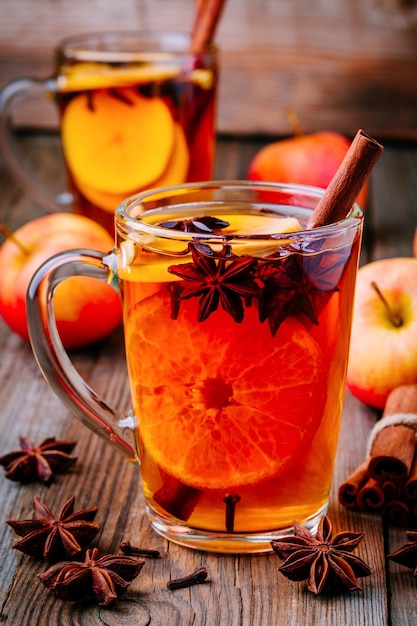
[61,88,175,194]
[58,62,183,93]
[150,122,189,187]
[73,123,190,213]
[126,291,326,490]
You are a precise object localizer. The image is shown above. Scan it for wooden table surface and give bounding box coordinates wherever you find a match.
[0,133,417,625]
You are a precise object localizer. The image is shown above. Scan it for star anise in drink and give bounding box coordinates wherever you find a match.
[7,496,100,561]
[258,250,343,336]
[0,436,77,483]
[388,530,417,576]
[168,242,259,323]
[38,547,145,607]
[271,515,371,594]
[160,215,230,234]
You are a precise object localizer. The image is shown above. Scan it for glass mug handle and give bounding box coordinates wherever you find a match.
[26,248,137,462]
[0,77,71,213]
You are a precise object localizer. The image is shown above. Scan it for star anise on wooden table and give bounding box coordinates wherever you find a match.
[271,515,371,594]
[168,242,259,323]
[388,530,417,576]
[7,496,100,561]
[0,436,77,483]
[38,547,145,607]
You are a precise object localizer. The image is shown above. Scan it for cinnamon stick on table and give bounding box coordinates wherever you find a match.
[307,129,384,229]
[368,384,417,483]
[382,500,411,527]
[356,477,385,511]
[404,456,417,501]
[338,459,370,508]
[339,384,417,524]
[368,425,416,483]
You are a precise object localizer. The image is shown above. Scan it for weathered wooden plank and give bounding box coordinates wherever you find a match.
[1,0,417,138]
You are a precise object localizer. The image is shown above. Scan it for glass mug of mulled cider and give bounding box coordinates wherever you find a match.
[0,31,217,234]
[27,181,363,553]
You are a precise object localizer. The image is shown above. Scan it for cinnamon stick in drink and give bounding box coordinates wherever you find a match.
[191,0,208,40]
[307,129,383,229]
[190,0,227,54]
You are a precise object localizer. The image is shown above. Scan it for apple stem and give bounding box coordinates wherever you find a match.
[0,220,29,255]
[370,280,403,328]
[284,107,303,137]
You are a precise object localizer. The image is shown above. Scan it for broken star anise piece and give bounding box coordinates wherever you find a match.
[271,515,371,595]
[0,436,77,483]
[168,242,259,323]
[388,530,417,575]
[160,215,230,234]
[7,496,100,561]
[38,547,145,607]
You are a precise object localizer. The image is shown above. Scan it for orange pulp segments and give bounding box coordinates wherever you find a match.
[125,291,326,490]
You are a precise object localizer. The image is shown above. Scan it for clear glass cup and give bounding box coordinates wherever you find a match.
[0,31,218,233]
[27,181,363,553]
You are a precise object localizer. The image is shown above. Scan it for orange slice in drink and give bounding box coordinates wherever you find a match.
[61,88,175,194]
[58,62,182,93]
[71,122,190,213]
[150,122,189,187]
[126,291,326,490]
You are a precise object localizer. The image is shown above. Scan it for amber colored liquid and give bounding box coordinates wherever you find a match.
[118,207,361,543]
[55,61,216,233]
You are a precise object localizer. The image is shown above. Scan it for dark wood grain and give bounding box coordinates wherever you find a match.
[0,133,417,624]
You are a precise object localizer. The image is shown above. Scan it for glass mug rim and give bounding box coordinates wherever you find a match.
[115,180,363,241]
[56,30,218,64]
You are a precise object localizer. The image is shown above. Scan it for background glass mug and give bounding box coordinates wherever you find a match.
[0,31,218,233]
[27,181,363,553]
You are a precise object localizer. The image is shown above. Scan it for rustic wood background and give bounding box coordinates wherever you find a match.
[2,0,417,139]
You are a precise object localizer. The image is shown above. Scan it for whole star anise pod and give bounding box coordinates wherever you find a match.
[7,496,100,561]
[168,242,259,323]
[160,215,230,234]
[0,436,77,483]
[38,547,145,606]
[388,530,417,575]
[271,515,371,594]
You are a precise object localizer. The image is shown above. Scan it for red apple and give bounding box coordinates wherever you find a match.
[0,213,122,349]
[346,257,417,409]
[247,131,368,210]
